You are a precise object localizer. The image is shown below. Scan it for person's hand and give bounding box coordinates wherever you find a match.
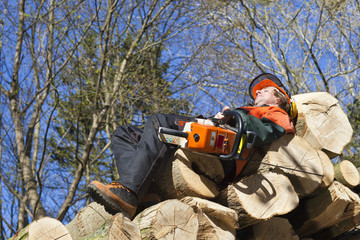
[214,106,231,120]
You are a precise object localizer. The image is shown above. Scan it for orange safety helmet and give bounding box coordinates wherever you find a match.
[249,73,297,119]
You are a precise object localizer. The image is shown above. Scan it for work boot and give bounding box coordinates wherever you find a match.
[87,180,138,219]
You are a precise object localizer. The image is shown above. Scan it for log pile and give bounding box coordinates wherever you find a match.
[10,92,360,240]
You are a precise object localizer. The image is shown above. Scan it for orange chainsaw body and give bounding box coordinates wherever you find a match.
[185,122,237,155]
[158,111,256,166]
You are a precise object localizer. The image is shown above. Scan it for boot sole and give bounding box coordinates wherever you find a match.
[87,183,132,219]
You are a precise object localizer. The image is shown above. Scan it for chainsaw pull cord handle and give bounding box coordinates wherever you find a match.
[219,110,244,160]
[238,131,257,160]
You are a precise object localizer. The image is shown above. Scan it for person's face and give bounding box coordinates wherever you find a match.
[254,87,279,107]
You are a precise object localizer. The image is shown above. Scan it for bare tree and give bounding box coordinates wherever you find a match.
[0,0,204,233]
[0,0,97,230]
[172,0,359,166]
[181,0,359,118]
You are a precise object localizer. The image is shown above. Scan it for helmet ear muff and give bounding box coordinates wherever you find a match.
[289,102,298,119]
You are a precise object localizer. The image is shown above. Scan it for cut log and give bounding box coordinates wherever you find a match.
[9,217,72,240]
[337,184,360,222]
[317,150,335,188]
[181,196,238,230]
[310,202,360,240]
[77,212,141,240]
[108,213,142,240]
[155,148,224,199]
[334,160,360,188]
[311,187,360,239]
[194,212,235,240]
[239,217,299,240]
[181,196,238,240]
[292,92,353,159]
[310,218,360,240]
[241,134,323,197]
[286,181,355,237]
[133,199,199,240]
[65,202,113,239]
[66,202,141,240]
[217,171,299,229]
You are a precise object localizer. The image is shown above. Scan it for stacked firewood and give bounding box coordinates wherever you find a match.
[10,92,359,240]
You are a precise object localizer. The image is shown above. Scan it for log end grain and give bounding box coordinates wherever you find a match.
[134,199,199,240]
[218,171,299,229]
[335,160,360,188]
[155,149,224,199]
[292,92,353,158]
[29,217,72,240]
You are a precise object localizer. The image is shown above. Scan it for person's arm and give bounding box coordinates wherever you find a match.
[233,108,287,147]
[215,106,292,147]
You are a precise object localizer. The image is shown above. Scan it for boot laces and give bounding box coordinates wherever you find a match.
[109,182,130,193]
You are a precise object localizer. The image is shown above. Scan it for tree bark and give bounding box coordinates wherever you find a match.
[292,92,353,159]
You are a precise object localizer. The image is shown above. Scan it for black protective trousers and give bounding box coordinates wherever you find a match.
[111,113,195,199]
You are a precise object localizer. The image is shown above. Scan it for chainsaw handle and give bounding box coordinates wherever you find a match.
[158,127,189,138]
[219,110,244,160]
[238,131,257,160]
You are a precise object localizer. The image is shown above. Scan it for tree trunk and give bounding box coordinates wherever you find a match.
[133,199,199,240]
[9,0,48,220]
[334,160,360,188]
[292,92,353,159]
[155,149,224,199]
[241,134,323,197]
[9,217,72,240]
[217,171,299,229]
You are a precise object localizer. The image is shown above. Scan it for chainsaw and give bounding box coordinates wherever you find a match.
[158,111,257,161]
